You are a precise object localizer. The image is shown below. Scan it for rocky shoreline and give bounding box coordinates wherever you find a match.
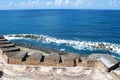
[14,42,87,57]
[5,34,119,53]
[15,42,68,55]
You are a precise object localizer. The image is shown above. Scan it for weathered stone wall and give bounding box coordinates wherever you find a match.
[96,61,108,72]
[26,59,40,65]
[9,58,22,64]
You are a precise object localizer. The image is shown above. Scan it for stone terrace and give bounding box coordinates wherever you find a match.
[0,35,82,67]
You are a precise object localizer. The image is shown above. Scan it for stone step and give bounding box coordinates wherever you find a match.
[0,47,20,53]
[0,41,11,44]
[4,51,26,58]
[0,39,7,41]
[0,44,15,48]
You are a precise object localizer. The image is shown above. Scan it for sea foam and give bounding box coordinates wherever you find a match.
[4,34,120,55]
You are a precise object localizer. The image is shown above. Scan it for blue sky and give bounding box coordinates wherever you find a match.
[0,0,120,10]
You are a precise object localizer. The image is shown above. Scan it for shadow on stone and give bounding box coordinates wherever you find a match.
[0,71,3,78]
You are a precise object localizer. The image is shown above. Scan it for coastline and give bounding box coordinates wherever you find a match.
[0,35,120,80]
[15,42,87,57]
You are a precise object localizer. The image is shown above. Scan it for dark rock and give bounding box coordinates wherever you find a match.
[0,35,4,39]
[0,71,3,78]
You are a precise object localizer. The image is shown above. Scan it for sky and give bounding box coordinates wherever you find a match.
[0,0,120,10]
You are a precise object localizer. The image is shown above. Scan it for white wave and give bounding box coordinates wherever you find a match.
[4,35,24,40]
[60,48,65,51]
[4,34,120,55]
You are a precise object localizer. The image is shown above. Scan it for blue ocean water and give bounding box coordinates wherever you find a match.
[0,9,120,58]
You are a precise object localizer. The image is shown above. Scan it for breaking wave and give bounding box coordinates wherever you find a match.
[4,34,120,55]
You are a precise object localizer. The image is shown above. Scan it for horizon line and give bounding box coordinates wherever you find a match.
[0,8,120,11]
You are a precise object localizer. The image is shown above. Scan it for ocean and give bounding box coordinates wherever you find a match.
[0,9,120,59]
